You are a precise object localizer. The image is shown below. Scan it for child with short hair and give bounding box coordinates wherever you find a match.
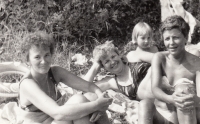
[126,22,158,64]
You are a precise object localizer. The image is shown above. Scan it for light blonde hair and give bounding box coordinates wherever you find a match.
[93,41,119,63]
[131,22,153,45]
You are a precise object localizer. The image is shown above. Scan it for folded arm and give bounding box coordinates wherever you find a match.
[20,79,103,121]
[83,62,101,82]
[151,53,174,104]
[52,66,102,97]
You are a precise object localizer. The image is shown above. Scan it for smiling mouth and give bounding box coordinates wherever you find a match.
[169,47,177,50]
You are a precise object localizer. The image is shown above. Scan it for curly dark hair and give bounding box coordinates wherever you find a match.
[20,31,55,63]
[160,15,190,41]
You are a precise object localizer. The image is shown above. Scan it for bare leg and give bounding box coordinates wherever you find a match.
[69,94,95,124]
[84,92,110,124]
[175,83,197,124]
[138,99,155,124]
[137,68,154,100]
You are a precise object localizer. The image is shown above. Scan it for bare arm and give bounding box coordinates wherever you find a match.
[53,66,103,97]
[139,51,156,63]
[126,46,158,63]
[83,62,101,82]
[151,53,174,104]
[95,77,119,92]
[20,80,111,121]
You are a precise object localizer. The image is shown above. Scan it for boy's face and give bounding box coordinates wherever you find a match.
[163,28,187,56]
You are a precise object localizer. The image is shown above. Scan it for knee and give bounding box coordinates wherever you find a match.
[83,92,98,101]
[67,94,89,104]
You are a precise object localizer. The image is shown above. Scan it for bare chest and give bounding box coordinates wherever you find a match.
[164,63,196,86]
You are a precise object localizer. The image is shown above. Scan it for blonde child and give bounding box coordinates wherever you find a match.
[126,22,158,64]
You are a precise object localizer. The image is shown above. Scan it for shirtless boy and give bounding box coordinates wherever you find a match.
[139,15,200,124]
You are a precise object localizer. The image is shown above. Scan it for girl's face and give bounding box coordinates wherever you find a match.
[28,45,52,74]
[100,51,124,74]
[136,33,151,49]
[163,28,186,56]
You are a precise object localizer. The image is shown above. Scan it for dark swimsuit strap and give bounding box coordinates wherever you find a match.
[49,68,57,85]
[18,68,61,112]
[114,62,139,100]
[49,68,62,100]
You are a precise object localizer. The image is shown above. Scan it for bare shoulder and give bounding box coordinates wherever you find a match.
[187,52,200,70]
[20,78,39,92]
[151,45,159,53]
[126,51,136,57]
[153,51,167,60]
[126,51,140,62]
[50,66,70,81]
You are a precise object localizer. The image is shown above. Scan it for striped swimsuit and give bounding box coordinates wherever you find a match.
[115,62,151,100]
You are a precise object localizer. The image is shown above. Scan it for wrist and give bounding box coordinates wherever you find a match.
[94,99,100,110]
[92,62,101,70]
[95,89,103,98]
[89,84,103,97]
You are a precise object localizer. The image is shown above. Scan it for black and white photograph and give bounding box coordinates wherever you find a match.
[0,0,200,124]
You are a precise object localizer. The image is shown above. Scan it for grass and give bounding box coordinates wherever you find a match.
[0,29,132,124]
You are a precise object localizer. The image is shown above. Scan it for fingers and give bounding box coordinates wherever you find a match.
[90,111,102,122]
[103,92,110,98]
[102,92,113,104]
[174,94,194,103]
[175,100,195,110]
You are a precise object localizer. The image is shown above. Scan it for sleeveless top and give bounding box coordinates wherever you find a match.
[115,62,151,100]
[18,68,62,112]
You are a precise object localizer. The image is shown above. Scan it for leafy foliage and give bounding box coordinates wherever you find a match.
[0,0,199,74]
[0,0,161,49]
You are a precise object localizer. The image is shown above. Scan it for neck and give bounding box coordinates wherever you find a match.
[137,46,151,52]
[169,49,187,64]
[30,69,48,83]
[116,64,129,80]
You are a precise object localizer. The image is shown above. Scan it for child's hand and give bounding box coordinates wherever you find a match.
[96,92,113,111]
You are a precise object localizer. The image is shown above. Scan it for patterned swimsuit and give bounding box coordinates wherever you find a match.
[115,62,151,100]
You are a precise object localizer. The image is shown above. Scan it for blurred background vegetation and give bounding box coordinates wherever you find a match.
[0,0,199,76]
